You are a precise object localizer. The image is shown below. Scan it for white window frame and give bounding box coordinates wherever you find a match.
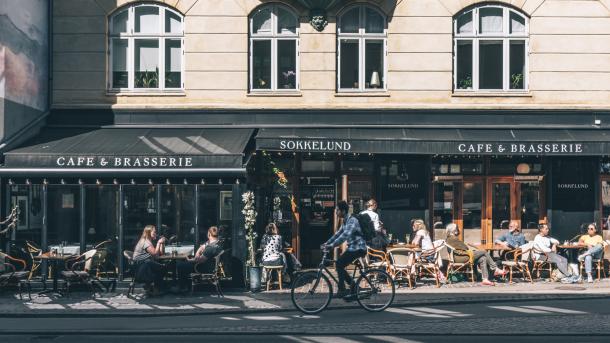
[337,5,388,93]
[108,4,184,92]
[453,5,529,92]
[249,4,300,92]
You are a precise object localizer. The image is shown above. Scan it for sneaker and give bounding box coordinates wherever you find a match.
[572,275,582,283]
[560,277,572,284]
[335,289,350,299]
[587,274,594,283]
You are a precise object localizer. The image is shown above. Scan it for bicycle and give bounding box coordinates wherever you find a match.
[290,248,395,314]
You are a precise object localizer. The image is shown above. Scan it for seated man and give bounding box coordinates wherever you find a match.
[174,226,222,293]
[495,220,527,249]
[533,224,578,283]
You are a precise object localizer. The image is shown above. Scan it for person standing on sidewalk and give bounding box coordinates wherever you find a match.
[577,223,606,283]
[445,223,505,286]
[321,200,367,299]
[361,199,389,250]
[533,224,579,284]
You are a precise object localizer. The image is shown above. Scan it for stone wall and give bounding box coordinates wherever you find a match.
[51,0,610,109]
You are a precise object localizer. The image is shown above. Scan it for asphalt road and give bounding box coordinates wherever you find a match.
[2,298,610,342]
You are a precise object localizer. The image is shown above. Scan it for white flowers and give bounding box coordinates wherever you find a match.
[242,191,258,266]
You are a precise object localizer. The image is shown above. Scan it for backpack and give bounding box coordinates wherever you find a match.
[354,212,375,242]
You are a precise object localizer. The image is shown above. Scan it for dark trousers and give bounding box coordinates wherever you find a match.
[176,260,197,289]
[335,249,366,292]
[135,260,166,288]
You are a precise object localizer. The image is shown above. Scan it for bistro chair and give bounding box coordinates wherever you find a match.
[191,249,228,297]
[0,252,32,300]
[123,250,142,297]
[414,241,446,288]
[445,243,475,284]
[365,247,390,273]
[387,248,416,289]
[501,248,533,283]
[531,245,555,279]
[579,249,606,281]
[263,265,283,291]
[25,241,43,280]
[90,248,118,292]
[61,249,97,297]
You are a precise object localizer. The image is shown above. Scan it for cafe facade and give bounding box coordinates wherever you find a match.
[2,0,610,270]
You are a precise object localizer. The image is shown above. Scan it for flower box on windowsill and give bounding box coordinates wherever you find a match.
[452,91,532,98]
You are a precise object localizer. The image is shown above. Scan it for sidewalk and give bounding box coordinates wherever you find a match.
[1,279,608,317]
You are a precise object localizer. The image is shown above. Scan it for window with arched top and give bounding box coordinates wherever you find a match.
[249,4,299,91]
[337,5,387,92]
[454,4,528,91]
[109,3,184,91]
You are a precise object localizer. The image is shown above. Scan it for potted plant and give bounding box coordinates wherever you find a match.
[458,76,472,90]
[242,191,261,291]
[135,68,159,88]
[282,70,296,89]
[511,73,524,89]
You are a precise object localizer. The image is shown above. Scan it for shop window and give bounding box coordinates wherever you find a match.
[301,160,335,173]
[338,5,387,91]
[85,185,120,276]
[122,185,158,255]
[198,187,233,246]
[47,185,81,248]
[109,4,184,91]
[8,184,43,244]
[454,5,528,91]
[249,4,299,91]
[160,185,196,245]
[431,160,483,175]
[432,182,456,239]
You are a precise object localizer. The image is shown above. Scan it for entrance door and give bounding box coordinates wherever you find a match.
[487,177,515,245]
[299,177,336,267]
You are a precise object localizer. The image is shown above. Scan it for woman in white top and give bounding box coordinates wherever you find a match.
[260,223,286,269]
[132,225,166,295]
[411,219,433,251]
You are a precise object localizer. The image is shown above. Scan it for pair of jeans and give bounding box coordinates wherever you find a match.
[134,259,166,288]
[473,250,497,280]
[538,252,571,277]
[335,249,366,292]
[583,244,604,274]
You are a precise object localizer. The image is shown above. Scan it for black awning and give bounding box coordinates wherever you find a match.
[256,128,610,156]
[1,128,254,176]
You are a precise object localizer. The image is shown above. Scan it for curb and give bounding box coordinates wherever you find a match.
[0,293,606,318]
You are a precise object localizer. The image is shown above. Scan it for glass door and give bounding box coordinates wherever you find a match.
[462,180,483,246]
[488,178,514,245]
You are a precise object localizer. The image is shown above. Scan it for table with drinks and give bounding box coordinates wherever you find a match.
[34,244,77,295]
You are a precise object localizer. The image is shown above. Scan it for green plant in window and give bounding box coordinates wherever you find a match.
[135,68,159,88]
[458,76,472,89]
[511,73,524,89]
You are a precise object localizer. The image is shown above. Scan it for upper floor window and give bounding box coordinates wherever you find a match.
[109,4,184,91]
[454,5,528,92]
[337,5,387,92]
[249,4,299,91]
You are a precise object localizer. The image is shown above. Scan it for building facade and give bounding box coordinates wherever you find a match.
[2,0,610,272]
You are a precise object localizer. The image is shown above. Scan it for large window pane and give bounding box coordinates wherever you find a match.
[277,40,296,89]
[252,40,271,89]
[340,8,359,33]
[509,40,525,89]
[85,185,119,277]
[165,10,182,33]
[277,7,296,34]
[123,185,157,255]
[456,40,473,89]
[112,10,128,34]
[340,39,359,89]
[365,40,384,89]
[520,182,540,241]
[47,185,81,248]
[135,6,159,33]
[252,8,272,34]
[457,11,473,35]
[198,187,233,245]
[160,185,195,246]
[433,182,455,240]
[462,182,482,245]
[365,8,384,33]
[165,39,181,88]
[479,40,503,89]
[134,39,159,88]
[8,185,43,244]
[479,8,503,34]
[491,183,511,242]
[112,39,128,88]
[602,181,610,231]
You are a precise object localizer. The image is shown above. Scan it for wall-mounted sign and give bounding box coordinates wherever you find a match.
[279,140,351,152]
[456,143,583,154]
[55,156,194,168]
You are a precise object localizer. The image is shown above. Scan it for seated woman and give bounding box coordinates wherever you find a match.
[132,225,166,296]
[445,223,505,286]
[578,223,606,283]
[411,219,446,281]
[260,223,287,274]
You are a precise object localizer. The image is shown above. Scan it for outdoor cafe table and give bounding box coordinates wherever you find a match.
[158,253,190,280]
[557,244,586,264]
[34,252,76,295]
[387,243,421,251]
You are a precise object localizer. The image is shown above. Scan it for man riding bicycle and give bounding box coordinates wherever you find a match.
[321,200,367,299]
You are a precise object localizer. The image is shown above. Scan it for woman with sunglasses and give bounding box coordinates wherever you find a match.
[578,223,605,283]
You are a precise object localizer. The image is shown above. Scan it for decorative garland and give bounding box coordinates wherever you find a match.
[241,191,258,267]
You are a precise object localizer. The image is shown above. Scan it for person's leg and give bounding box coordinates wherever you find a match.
[585,255,593,275]
[483,252,498,271]
[149,261,166,290]
[335,250,365,293]
[176,260,196,290]
[548,252,571,276]
[477,256,489,280]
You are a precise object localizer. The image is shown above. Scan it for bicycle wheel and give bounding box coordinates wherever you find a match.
[355,268,395,312]
[291,271,333,315]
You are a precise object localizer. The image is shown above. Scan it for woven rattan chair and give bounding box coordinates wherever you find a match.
[445,243,475,284]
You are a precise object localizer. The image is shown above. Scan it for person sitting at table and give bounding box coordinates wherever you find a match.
[260,222,287,273]
[533,224,579,284]
[412,219,445,281]
[445,223,505,286]
[173,226,222,293]
[132,224,167,296]
[494,220,527,249]
[577,223,606,283]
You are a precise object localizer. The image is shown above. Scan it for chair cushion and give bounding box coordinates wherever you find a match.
[0,271,29,281]
[61,271,90,279]
[502,261,528,267]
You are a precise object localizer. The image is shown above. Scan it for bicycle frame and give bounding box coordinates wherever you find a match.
[309,249,369,293]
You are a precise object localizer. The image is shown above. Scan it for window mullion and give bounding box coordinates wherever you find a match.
[128,37,134,89]
[473,38,479,90]
[503,39,509,91]
[159,38,165,90]
[360,37,364,91]
[337,36,342,90]
[272,38,277,91]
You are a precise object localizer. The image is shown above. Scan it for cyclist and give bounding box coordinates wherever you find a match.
[321,200,367,299]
